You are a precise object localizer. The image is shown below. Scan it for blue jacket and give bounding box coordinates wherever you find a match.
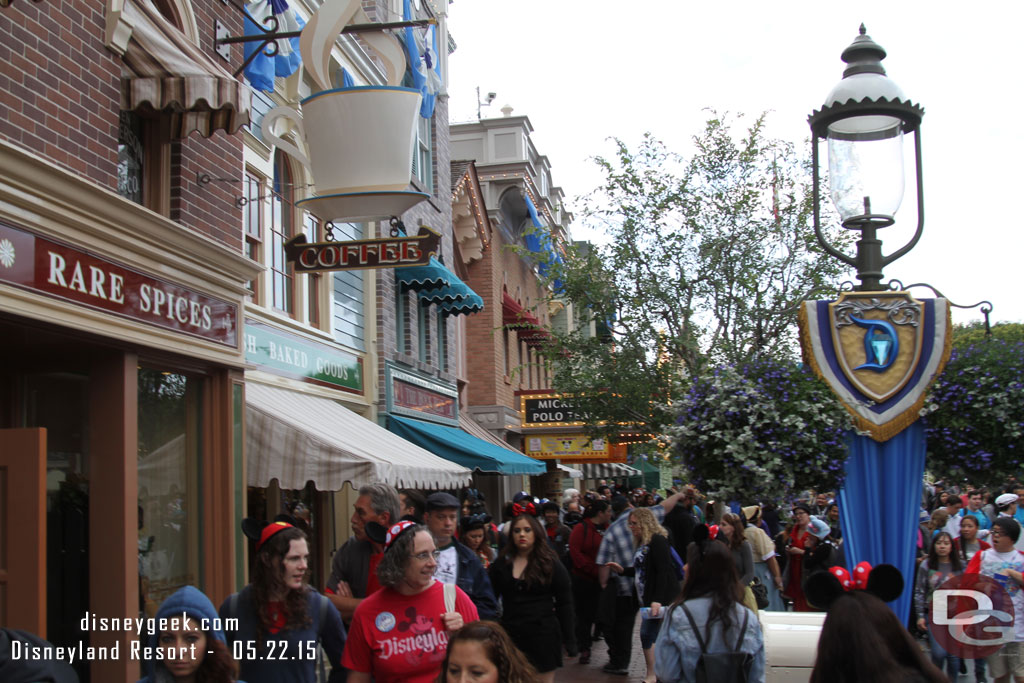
[452,538,499,619]
[138,585,234,683]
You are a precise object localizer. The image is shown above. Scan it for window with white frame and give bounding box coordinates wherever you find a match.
[412,115,432,192]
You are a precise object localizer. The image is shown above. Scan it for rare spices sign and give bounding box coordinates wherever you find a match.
[0,220,237,346]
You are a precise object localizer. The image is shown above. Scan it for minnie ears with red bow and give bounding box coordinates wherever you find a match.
[804,561,904,610]
[692,523,719,544]
[512,501,536,517]
[241,514,298,551]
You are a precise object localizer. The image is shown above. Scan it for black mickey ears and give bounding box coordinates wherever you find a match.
[866,564,904,603]
[804,571,846,610]
[692,524,710,544]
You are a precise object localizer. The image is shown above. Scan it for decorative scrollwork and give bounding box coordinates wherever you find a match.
[834,297,921,328]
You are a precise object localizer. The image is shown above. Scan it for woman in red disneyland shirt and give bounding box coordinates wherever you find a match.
[343,521,479,683]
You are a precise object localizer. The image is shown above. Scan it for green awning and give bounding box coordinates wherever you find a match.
[387,415,545,475]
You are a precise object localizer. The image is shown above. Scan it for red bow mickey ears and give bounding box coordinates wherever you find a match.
[512,502,536,517]
[384,520,416,550]
[829,561,873,591]
[852,561,872,590]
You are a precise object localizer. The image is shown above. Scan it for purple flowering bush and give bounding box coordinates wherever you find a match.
[667,356,852,502]
[924,340,1024,482]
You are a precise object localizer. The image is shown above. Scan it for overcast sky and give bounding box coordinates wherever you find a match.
[445,1,1024,325]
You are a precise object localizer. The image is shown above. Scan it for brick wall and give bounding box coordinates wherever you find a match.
[0,0,244,251]
[0,1,120,188]
[375,95,454,411]
[464,212,551,412]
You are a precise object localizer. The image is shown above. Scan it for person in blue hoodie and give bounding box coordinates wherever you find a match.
[220,519,346,683]
[138,585,239,683]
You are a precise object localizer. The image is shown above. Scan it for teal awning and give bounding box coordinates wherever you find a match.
[439,291,484,316]
[395,256,452,290]
[388,415,545,475]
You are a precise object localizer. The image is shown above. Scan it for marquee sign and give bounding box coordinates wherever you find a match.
[520,394,589,428]
[284,226,440,273]
[799,291,952,441]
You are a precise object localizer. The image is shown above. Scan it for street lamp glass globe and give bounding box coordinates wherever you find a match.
[827,120,905,226]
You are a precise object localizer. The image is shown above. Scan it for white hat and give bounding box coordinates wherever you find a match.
[996,493,1018,509]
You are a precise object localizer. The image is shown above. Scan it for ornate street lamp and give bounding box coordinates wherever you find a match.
[809,25,924,291]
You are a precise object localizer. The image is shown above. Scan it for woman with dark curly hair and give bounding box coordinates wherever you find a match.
[435,621,539,683]
[489,512,576,683]
[139,585,239,682]
[219,521,346,683]
[344,521,479,683]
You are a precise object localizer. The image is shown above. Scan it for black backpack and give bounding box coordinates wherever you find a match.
[678,603,753,683]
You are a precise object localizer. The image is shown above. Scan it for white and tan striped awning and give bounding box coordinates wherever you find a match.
[121,0,251,138]
[579,462,641,480]
[246,382,471,491]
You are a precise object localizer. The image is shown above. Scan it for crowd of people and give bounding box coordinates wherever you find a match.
[9,477,1024,683]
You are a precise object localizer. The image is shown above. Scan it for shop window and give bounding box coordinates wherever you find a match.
[116,111,172,216]
[395,287,407,354]
[302,212,322,328]
[137,368,202,616]
[270,151,295,316]
[417,300,429,362]
[244,172,263,301]
[437,312,447,372]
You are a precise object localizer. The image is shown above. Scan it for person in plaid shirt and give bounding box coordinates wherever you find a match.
[595,489,686,675]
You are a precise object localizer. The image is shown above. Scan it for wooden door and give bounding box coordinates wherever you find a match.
[0,427,46,634]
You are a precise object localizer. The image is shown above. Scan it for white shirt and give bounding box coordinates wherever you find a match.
[435,544,458,586]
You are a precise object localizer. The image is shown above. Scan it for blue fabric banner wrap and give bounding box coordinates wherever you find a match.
[838,421,926,623]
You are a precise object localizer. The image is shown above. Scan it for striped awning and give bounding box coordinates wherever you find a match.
[121,0,251,138]
[579,462,641,480]
[245,382,471,490]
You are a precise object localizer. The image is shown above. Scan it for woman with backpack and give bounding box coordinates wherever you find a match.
[654,540,765,683]
[605,506,682,683]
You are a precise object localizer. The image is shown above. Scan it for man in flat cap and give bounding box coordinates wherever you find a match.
[424,491,498,618]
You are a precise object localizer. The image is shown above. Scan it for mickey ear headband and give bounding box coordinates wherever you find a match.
[803,561,904,610]
[242,514,298,552]
[365,520,417,552]
[511,501,536,517]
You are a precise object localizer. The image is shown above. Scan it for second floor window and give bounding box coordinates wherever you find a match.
[270,151,295,316]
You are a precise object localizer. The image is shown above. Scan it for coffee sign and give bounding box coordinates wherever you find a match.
[0,220,237,346]
[285,226,440,273]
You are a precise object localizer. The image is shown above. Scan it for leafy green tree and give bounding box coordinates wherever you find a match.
[952,321,1024,349]
[537,112,849,438]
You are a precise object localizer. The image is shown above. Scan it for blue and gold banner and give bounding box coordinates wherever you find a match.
[799,292,952,441]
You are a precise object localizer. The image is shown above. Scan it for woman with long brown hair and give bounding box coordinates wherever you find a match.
[220,520,346,683]
[488,512,576,683]
[654,539,765,682]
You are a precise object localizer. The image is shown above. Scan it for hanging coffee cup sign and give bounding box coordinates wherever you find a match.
[262,0,428,223]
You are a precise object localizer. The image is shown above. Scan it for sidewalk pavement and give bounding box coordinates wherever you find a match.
[556,614,648,683]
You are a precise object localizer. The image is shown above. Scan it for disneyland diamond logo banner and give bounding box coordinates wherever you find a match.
[930,574,1016,659]
[799,292,951,441]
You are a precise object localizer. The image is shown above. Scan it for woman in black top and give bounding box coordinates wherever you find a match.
[488,512,576,683]
[606,506,680,683]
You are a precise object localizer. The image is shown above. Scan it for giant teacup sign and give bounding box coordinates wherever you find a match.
[263,0,429,223]
[284,226,440,272]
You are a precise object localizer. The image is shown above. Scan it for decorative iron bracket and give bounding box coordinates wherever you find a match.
[888,280,994,337]
[214,0,435,77]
